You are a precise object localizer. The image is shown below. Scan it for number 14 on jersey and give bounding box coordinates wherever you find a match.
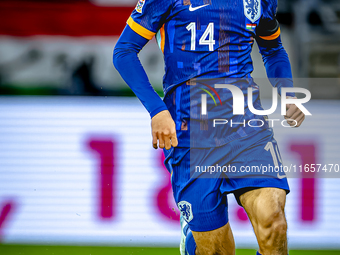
[186,22,216,51]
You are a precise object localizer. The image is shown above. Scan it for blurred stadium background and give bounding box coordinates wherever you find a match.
[0,0,340,254]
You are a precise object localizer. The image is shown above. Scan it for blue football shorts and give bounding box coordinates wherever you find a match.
[163,129,289,232]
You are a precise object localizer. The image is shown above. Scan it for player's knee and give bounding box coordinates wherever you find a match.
[260,217,287,252]
[268,214,287,239]
[257,206,287,247]
[194,226,235,255]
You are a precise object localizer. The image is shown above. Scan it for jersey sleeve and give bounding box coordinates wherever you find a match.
[256,0,280,41]
[127,0,173,40]
[255,0,295,97]
[113,25,168,118]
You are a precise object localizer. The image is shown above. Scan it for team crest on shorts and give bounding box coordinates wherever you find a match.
[243,0,261,23]
[135,0,146,13]
[178,201,193,223]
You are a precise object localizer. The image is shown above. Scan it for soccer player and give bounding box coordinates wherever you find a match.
[113,0,305,254]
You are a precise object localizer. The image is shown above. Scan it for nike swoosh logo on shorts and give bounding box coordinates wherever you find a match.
[277,172,286,179]
[189,4,209,12]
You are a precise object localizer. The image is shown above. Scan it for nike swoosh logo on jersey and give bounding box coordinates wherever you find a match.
[277,172,287,179]
[189,4,209,12]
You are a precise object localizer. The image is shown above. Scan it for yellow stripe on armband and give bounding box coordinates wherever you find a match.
[160,24,165,53]
[259,27,281,40]
[127,17,155,40]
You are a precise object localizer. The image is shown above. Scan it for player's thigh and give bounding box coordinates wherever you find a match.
[192,222,235,255]
[239,187,287,236]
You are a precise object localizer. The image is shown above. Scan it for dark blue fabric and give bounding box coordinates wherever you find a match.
[164,129,290,231]
[113,25,168,118]
[163,78,272,148]
[128,0,281,97]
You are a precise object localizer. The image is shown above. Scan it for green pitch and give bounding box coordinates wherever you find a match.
[0,245,340,255]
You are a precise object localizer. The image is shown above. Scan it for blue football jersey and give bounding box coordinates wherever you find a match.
[127,0,286,147]
[128,0,280,95]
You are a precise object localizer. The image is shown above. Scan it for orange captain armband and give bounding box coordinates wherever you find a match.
[259,27,281,40]
[127,17,155,40]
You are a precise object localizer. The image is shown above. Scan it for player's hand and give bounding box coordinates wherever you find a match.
[284,96,305,127]
[151,110,178,150]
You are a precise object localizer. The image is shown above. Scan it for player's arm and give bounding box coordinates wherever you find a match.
[255,18,305,127]
[113,24,177,149]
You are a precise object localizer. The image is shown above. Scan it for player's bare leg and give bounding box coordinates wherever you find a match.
[240,187,287,255]
[191,222,235,255]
